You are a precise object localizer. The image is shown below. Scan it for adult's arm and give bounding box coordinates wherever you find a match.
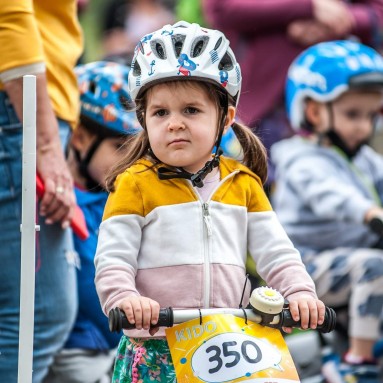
[0,1,75,226]
[203,0,383,43]
[203,0,314,32]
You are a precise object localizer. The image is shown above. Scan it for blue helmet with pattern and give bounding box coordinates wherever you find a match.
[286,40,383,130]
[128,20,242,104]
[75,61,141,136]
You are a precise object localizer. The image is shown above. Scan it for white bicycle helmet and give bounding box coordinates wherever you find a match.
[128,20,242,104]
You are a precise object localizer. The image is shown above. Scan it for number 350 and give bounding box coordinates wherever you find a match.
[206,340,262,373]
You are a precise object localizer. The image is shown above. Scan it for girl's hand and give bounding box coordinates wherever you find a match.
[119,296,160,335]
[282,296,325,334]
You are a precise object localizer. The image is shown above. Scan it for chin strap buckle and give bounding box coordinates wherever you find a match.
[157,148,223,188]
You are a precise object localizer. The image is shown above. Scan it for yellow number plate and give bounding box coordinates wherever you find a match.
[165,314,300,383]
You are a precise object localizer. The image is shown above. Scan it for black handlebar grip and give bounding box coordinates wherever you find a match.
[272,306,337,333]
[109,307,174,333]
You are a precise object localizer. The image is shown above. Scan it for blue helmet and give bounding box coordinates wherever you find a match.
[75,61,141,136]
[286,40,383,130]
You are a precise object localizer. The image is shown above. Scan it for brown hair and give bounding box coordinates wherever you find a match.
[105,80,268,191]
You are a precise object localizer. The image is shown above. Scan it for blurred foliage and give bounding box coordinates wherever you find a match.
[79,0,106,63]
[176,0,206,26]
[79,0,179,63]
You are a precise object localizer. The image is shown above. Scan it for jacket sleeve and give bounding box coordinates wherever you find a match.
[348,0,383,45]
[0,0,45,74]
[94,171,144,316]
[203,0,383,43]
[203,0,313,32]
[246,176,317,300]
[362,146,383,205]
[288,155,374,224]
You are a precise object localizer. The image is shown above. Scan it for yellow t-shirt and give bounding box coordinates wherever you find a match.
[0,0,83,126]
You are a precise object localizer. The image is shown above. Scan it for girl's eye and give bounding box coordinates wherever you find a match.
[185,107,199,114]
[155,109,167,117]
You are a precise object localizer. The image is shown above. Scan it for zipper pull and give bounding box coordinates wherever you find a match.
[202,202,212,236]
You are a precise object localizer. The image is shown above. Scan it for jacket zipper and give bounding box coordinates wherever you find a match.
[186,170,240,308]
[202,202,212,236]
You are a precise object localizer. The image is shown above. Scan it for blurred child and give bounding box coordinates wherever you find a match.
[271,40,383,382]
[44,61,141,383]
[94,21,325,383]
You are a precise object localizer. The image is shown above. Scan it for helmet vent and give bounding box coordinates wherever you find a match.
[150,40,167,59]
[119,95,133,111]
[132,60,141,76]
[214,37,223,51]
[218,51,234,71]
[89,80,97,94]
[191,36,209,58]
[172,34,186,58]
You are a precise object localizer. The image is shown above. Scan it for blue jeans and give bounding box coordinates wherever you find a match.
[0,92,78,383]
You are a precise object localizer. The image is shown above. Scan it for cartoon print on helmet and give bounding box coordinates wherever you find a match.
[76,61,141,137]
[286,40,383,131]
[141,34,153,45]
[177,53,198,76]
[148,60,156,76]
[161,29,173,37]
[128,20,242,104]
[219,70,228,87]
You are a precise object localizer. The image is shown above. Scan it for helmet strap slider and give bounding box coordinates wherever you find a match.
[157,148,223,188]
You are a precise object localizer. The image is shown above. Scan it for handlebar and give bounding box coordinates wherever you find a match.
[109,305,336,334]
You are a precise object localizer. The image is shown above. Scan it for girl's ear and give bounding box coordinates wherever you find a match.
[224,106,236,133]
[305,99,322,127]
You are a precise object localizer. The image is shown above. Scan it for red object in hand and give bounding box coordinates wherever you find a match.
[36,175,89,240]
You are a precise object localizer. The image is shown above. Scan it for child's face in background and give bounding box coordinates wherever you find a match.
[88,137,126,189]
[145,82,220,173]
[325,90,382,151]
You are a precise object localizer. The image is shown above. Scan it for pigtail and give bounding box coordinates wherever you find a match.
[105,131,153,192]
[231,121,268,185]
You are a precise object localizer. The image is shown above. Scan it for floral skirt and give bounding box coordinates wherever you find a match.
[113,336,177,383]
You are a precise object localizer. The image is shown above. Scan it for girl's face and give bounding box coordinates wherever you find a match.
[145,82,228,173]
[314,90,383,151]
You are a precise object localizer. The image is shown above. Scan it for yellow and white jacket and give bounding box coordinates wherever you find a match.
[95,157,316,337]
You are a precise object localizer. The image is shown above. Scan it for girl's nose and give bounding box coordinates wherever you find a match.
[168,116,185,131]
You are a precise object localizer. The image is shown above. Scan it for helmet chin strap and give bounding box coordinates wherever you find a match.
[157,147,223,188]
[73,136,105,192]
[157,97,228,188]
[323,103,369,159]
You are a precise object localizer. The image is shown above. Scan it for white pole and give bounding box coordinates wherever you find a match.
[18,75,38,383]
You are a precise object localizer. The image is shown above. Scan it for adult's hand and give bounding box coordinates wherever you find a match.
[287,20,335,46]
[312,0,354,37]
[3,73,76,228]
[36,137,75,228]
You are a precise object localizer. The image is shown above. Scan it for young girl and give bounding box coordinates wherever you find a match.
[94,21,325,383]
[271,40,383,381]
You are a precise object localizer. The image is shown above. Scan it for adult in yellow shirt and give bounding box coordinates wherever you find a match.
[0,1,83,382]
